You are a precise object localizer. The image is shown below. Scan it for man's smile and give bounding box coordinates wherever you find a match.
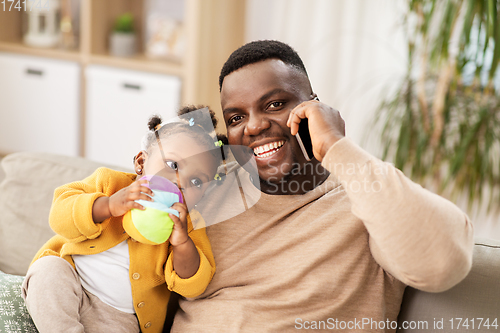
[252,140,285,158]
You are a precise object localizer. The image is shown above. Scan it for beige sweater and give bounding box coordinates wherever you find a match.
[172,138,473,332]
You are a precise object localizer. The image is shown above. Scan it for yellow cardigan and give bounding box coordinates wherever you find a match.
[31,167,216,333]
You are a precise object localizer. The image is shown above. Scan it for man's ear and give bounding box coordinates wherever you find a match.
[134,151,147,175]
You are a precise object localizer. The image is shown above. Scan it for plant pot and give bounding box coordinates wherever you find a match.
[109,32,136,57]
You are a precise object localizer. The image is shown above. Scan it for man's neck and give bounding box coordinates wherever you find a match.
[258,160,330,195]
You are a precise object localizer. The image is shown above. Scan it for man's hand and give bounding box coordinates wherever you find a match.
[287,100,345,162]
[92,179,154,223]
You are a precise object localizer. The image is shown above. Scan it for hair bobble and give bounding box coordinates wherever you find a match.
[214,172,226,184]
[214,140,224,147]
[189,118,195,126]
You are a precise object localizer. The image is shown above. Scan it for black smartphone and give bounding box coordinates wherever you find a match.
[295,118,314,161]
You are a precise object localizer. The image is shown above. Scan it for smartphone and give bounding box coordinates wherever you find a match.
[295,118,314,161]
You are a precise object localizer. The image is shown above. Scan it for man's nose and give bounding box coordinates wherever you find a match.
[244,114,270,136]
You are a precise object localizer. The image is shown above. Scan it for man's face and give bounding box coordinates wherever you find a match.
[221,59,313,183]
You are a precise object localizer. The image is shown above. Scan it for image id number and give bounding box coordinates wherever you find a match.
[449,318,498,330]
[1,0,51,11]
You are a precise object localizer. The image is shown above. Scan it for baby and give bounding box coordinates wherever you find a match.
[22,106,226,333]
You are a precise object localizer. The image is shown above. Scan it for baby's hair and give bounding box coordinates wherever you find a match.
[147,116,162,131]
[141,105,228,163]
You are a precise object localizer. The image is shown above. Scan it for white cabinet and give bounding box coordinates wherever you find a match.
[85,65,181,169]
[0,52,80,156]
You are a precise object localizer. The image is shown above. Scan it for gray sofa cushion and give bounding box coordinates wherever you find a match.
[397,238,500,332]
[0,152,131,275]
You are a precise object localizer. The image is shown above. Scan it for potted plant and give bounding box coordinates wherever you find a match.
[371,0,500,214]
[109,13,136,57]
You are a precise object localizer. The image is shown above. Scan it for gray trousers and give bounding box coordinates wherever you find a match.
[22,256,140,333]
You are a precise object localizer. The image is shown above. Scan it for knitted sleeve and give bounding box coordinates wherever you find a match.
[321,137,474,292]
[49,167,136,243]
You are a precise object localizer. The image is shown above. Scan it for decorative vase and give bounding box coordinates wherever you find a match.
[23,0,62,48]
[109,32,136,57]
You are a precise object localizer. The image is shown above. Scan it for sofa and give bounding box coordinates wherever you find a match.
[0,151,499,332]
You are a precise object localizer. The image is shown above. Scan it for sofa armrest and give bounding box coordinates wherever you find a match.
[397,238,500,332]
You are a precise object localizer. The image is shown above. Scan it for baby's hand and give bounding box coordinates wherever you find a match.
[169,202,200,278]
[108,179,154,217]
[168,202,189,246]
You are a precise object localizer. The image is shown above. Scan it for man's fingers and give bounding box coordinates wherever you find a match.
[287,101,314,135]
[288,112,302,136]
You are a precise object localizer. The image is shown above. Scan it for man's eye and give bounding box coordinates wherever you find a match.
[191,178,203,188]
[228,115,242,125]
[268,101,284,109]
[165,161,178,171]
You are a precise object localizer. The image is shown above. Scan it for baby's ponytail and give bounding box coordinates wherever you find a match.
[147,115,162,131]
[142,106,228,163]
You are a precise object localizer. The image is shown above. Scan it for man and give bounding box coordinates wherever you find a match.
[171,40,473,332]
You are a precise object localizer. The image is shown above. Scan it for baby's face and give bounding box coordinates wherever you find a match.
[143,133,218,210]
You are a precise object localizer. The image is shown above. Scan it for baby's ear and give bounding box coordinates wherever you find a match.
[134,151,148,174]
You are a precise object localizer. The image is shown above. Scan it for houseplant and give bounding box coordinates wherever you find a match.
[372,0,500,213]
[109,12,136,57]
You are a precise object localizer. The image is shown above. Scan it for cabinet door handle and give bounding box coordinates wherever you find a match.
[26,68,44,76]
[123,83,141,90]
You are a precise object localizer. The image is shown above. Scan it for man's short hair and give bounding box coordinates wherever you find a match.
[219,40,308,91]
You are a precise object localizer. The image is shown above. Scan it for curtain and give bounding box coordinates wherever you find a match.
[245,0,499,239]
[245,0,407,154]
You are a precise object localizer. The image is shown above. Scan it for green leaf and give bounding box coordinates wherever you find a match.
[114,13,134,33]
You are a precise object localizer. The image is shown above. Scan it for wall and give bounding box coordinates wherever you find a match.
[245,0,408,155]
[244,0,499,239]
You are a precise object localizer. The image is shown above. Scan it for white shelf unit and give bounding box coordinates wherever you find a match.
[85,65,181,168]
[0,0,246,157]
[0,52,80,156]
